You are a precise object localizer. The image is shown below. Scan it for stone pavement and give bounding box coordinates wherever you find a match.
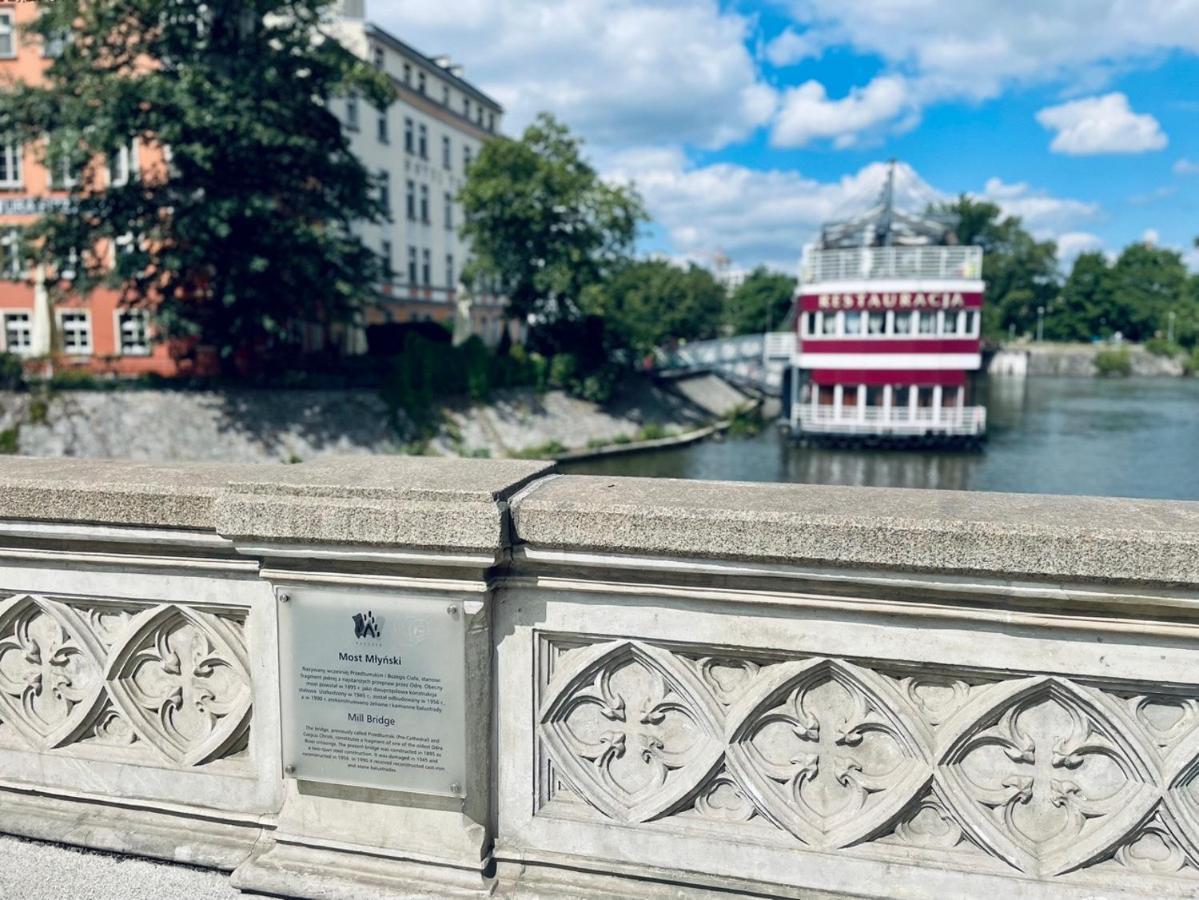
[0,834,243,900]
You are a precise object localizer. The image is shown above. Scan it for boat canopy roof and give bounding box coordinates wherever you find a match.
[819,161,959,250]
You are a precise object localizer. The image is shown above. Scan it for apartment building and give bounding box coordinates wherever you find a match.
[0,1,507,375]
[330,1,507,346]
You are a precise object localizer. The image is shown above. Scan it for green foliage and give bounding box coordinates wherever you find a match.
[0,425,17,454]
[1186,347,1199,376]
[380,334,543,438]
[637,422,668,441]
[460,113,647,323]
[725,268,797,335]
[0,0,392,363]
[0,352,23,390]
[1048,252,1114,341]
[48,368,100,390]
[1095,347,1132,377]
[511,439,567,460]
[1105,244,1195,344]
[582,259,726,358]
[27,397,49,424]
[726,404,764,436]
[1145,337,1183,358]
[934,196,1059,339]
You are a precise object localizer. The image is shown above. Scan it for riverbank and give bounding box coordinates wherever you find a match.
[0,374,749,464]
[993,341,1191,377]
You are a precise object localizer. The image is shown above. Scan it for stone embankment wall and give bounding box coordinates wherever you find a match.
[0,374,745,462]
[2,457,1199,899]
[990,343,1187,377]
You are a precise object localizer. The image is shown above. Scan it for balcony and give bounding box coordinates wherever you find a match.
[801,244,983,285]
[795,403,987,437]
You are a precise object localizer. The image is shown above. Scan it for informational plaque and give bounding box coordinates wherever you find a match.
[277,587,466,797]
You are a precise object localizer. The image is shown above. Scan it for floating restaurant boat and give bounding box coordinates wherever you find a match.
[781,163,987,448]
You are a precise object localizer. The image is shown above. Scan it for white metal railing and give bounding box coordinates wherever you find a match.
[801,245,983,284]
[794,404,987,437]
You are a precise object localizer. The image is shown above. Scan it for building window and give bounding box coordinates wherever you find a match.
[407,246,417,284]
[421,249,431,286]
[380,240,393,280]
[58,310,92,355]
[404,117,414,154]
[403,62,411,85]
[108,141,139,187]
[345,94,359,131]
[442,85,450,106]
[371,45,385,69]
[3,311,31,355]
[446,253,454,288]
[419,185,429,223]
[1,228,20,279]
[463,98,471,119]
[0,142,22,189]
[487,111,495,132]
[378,171,390,217]
[417,71,426,94]
[418,123,428,159]
[43,29,70,59]
[442,135,451,170]
[444,192,453,231]
[49,140,79,190]
[0,12,15,59]
[463,145,472,172]
[118,310,150,356]
[376,106,389,143]
[405,179,415,220]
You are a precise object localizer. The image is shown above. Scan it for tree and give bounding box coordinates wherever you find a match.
[934,196,1059,338]
[1047,252,1113,342]
[0,0,392,362]
[1105,243,1193,343]
[459,113,646,324]
[582,259,726,357]
[725,268,797,335]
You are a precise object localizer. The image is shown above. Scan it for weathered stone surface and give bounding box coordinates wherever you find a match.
[512,474,1199,584]
[216,456,554,549]
[0,457,265,529]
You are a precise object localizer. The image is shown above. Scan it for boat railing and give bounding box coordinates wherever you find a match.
[801,245,983,284]
[795,403,987,436]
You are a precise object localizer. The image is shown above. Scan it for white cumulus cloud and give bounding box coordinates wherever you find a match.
[771,75,913,148]
[978,178,1101,235]
[1036,93,1167,155]
[1175,158,1199,175]
[370,0,776,150]
[1055,232,1105,264]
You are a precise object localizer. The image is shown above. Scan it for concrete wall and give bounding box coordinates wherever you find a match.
[1,458,1198,898]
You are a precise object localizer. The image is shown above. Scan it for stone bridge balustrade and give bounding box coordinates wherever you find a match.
[0,457,1198,899]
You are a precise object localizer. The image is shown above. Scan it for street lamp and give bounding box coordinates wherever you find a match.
[1037,306,1045,343]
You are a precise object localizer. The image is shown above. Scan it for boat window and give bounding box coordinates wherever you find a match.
[867,312,886,334]
[942,310,960,334]
[865,386,884,407]
[805,312,817,335]
[844,311,862,335]
[966,311,978,335]
[894,386,911,408]
[893,311,913,335]
[821,313,837,335]
[917,311,937,334]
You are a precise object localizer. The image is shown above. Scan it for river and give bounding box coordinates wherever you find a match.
[561,377,1199,501]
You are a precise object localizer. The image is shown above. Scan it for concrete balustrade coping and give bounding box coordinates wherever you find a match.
[2,457,1198,584]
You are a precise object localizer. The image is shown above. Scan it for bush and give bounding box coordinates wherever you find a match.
[1185,347,1199,376]
[726,403,764,436]
[638,422,668,441]
[0,425,17,454]
[0,352,23,390]
[1095,347,1132,377]
[548,353,577,389]
[1145,337,1182,358]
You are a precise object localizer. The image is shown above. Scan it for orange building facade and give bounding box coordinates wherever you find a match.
[0,1,510,377]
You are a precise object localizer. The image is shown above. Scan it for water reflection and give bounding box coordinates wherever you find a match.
[562,377,1199,500]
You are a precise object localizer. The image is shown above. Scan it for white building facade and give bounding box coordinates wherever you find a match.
[330,2,508,347]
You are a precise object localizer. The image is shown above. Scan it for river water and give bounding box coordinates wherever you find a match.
[562,377,1199,501]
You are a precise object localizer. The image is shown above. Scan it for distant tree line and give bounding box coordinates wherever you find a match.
[935,197,1199,349]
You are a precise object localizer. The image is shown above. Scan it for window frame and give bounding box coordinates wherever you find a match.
[0,12,15,60]
[57,309,93,356]
[115,309,151,357]
[2,310,31,355]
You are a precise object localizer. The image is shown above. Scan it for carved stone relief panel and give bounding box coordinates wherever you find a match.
[0,592,251,769]
[536,636,1199,883]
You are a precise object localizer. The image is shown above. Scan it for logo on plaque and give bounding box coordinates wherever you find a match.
[351,610,382,640]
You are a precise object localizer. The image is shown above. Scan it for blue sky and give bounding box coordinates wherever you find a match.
[374,0,1199,272]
